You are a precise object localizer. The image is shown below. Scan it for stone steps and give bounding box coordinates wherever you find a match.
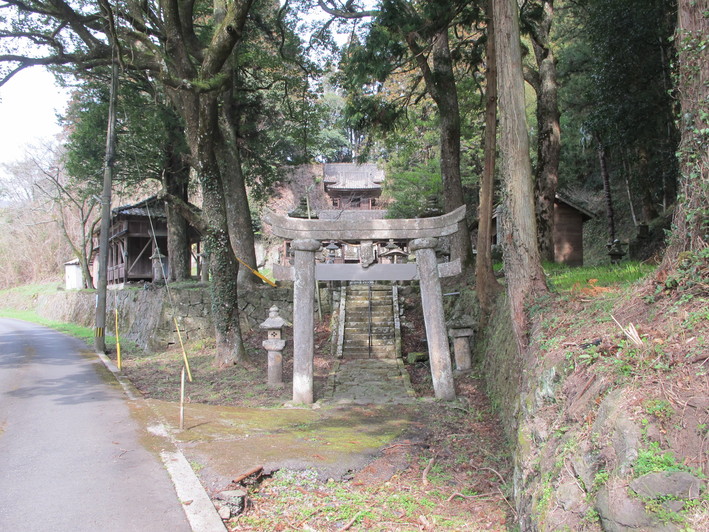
[340,283,398,360]
[344,326,395,335]
[343,350,396,358]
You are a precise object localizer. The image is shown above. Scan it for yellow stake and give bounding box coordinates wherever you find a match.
[174,317,193,382]
[115,308,122,370]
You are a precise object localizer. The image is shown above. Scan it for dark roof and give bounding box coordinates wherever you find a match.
[491,194,595,221]
[555,194,595,220]
[323,163,384,191]
[113,195,166,219]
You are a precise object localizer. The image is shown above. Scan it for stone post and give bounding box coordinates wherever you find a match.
[198,251,209,283]
[291,239,320,404]
[449,328,474,372]
[260,306,287,387]
[410,238,456,400]
[150,249,166,282]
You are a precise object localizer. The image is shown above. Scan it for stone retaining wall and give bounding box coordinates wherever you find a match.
[36,284,294,352]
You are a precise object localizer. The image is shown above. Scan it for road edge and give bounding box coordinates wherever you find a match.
[95,351,227,532]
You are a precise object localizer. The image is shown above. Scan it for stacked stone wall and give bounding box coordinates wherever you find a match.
[35,284,293,352]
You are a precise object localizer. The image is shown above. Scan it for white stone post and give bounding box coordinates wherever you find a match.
[291,239,320,404]
[410,237,456,400]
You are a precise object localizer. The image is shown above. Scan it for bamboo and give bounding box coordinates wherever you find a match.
[115,308,122,370]
[173,317,193,382]
[179,366,185,430]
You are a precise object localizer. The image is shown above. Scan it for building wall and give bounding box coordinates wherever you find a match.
[553,203,585,266]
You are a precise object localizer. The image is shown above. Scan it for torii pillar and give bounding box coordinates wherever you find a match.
[410,237,456,400]
[291,238,320,404]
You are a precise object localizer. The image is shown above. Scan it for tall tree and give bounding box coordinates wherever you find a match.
[62,77,193,282]
[31,149,99,289]
[493,0,548,353]
[0,0,262,366]
[560,0,678,225]
[521,0,560,263]
[475,0,502,313]
[663,0,708,264]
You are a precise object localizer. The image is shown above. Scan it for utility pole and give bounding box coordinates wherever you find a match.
[94,60,119,353]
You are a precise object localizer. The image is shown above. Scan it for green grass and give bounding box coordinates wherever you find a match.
[0,282,60,297]
[544,262,655,292]
[634,441,693,476]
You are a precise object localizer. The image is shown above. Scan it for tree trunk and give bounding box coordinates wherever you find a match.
[663,0,708,264]
[172,87,248,367]
[493,0,548,353]
[216,97,259,288]
[530,0,560,263]
[597,138,616,242]
[197,94,247,367]
[164,143,191,282]
[406,26,473,269]
[637,148,659,222]
[432,30,473,268]
[476,0,503,314]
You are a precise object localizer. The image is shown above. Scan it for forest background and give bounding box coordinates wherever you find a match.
[0,0,706,361]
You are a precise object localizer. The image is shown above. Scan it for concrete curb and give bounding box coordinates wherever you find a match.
[95,351,227,532]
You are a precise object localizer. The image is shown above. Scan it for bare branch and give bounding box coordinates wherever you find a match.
[317,0,378,19]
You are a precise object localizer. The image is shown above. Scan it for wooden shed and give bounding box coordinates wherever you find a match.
[491,195,594,266]
[552,196,594,266]
[93,196,200,286]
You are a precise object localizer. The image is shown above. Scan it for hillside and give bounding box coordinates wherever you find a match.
[476,252,708,530]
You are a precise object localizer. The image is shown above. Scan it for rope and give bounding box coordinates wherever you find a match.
[234,254,276,287]
[145,201,193,382]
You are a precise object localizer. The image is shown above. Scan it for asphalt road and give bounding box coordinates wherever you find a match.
[0,318,192,531]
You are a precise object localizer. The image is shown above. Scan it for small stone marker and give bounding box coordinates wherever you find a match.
[150,249,166,282]
[449,327,474,372]
[260,306,287,387]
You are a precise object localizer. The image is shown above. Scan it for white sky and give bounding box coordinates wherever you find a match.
[0,68,69,166]
[0,4,364,170]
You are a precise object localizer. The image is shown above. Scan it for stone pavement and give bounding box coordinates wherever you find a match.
[322,358,417,405]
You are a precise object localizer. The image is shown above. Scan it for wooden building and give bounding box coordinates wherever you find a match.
[94,196,200,285]
[323,163,385,210]
[552,196,594,266]
[273,163,406,266]
[491,195,594,266]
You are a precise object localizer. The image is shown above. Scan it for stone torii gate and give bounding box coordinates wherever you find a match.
[263,206,466,404]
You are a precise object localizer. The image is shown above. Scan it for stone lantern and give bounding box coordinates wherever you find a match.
[260,305,287,387]
[606,239,626,264]
[325,241,339,263]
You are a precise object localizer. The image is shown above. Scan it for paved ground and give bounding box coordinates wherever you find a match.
[0,318,193,532]
[323,358,417,405]
[1,318,423,530]
[141,357,420,500]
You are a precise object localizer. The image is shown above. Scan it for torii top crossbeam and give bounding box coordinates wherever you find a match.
[262,205,466,241]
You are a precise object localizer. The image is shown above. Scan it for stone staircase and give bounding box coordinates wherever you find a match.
[339,283,398,359]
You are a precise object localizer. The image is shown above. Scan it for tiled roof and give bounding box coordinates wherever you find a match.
[323,163,384,190]
[113,196,166,218]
